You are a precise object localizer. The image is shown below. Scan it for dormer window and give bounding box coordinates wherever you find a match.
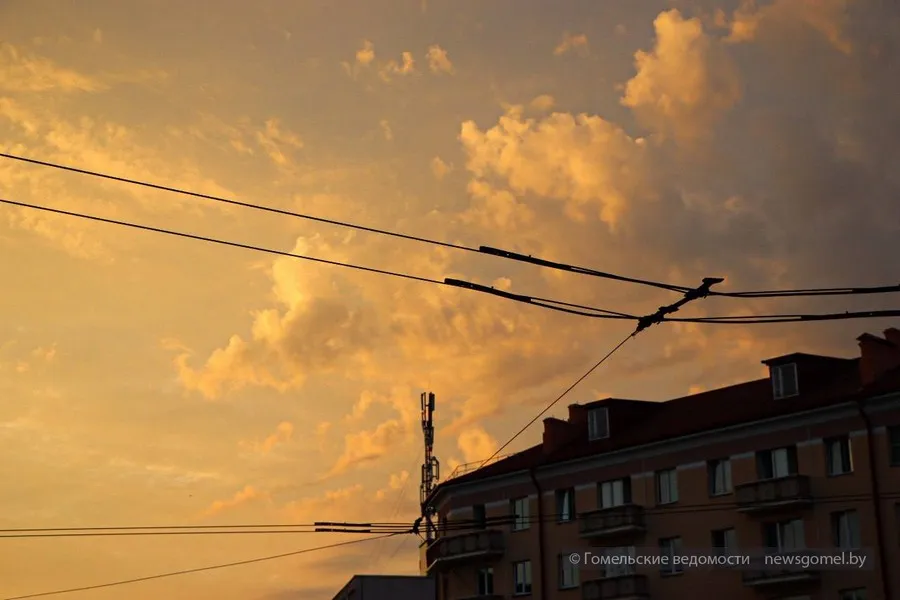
[588,407,609,440]
[771,363,799,399]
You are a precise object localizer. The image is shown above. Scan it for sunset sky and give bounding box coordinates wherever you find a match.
[1,0,899,598]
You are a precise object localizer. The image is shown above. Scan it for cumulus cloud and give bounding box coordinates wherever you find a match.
[553,32,589,56]
[171,236,379,400]
[426,44,454,74]
[459,105,642,228]
[621,9,741,143]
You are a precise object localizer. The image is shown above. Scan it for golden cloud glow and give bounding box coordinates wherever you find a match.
[553,32,589,56]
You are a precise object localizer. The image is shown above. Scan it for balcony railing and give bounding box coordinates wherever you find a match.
[743,563,821,587]
[582,575,649,600]
[579,504,646,539]
[425,529,505,573]
[735,474,812,512]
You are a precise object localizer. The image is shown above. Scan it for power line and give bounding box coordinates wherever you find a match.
[0,522,408,534]
[667,310,900,324]
[475,278,723,468]
[4,152,897,300]
[477,331,634,469]
[0,152,476,254]
[1,534,398,600]
[0,529,409,540]
[371,455,420,573]
[484,246,900,299]
[0,197,633,321]
[3,198,898,328]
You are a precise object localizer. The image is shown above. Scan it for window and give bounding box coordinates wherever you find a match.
[772,363,799,399]
[763,518,805,552]
[588,407,609,440]
[556,488,575,522]
[826,436,853,475]
[708,458,732,495]
[659,537,683,574]
[472,504,486,529]
[757,446,798,479]
[511,497,530,531]
[832,510,861,549]
[513,560,532,595]
[598,478,631,508]
[656,469,679,504]
[889,426,900,466]
[841,588,867,600]
[599,546,636,578]
[558,554,579,589]
[477,568,494,596]
[711,528,737,556]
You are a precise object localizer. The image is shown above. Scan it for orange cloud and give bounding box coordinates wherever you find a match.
[241,422,294,454]
[457,427,498,464]
[426,44,454,74]
[202,485,270,517]
[0,42,105,93]
[553,32,589,56]
[621,9,741,143]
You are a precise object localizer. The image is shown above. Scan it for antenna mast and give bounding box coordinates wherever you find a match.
[419,391,439,542]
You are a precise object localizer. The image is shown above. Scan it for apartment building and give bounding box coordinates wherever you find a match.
[422,328,900,600]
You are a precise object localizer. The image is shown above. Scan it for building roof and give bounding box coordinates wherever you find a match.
[433,333,900,496]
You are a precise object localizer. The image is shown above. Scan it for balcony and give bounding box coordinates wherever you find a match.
[458,596,504,600]
[735,475,812,513]
[583,575,649,600]
[579,505,646,540]
[425,529,504,573]
[743,563,821,588]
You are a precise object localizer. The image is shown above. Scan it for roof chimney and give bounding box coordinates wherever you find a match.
[542,417,573,455]
[567,404,588,426]
[884,328,900,346]
[857,331,900,385]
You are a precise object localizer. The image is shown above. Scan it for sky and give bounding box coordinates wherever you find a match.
[1,0,899,598]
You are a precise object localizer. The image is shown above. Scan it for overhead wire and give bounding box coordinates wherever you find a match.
[3,152,898,300]
[476,331,635,469]
[0,197,633,321]
[0,534,398,600]
[0,522,408,534]
[371,455,421,572]
[2,198,899,326]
